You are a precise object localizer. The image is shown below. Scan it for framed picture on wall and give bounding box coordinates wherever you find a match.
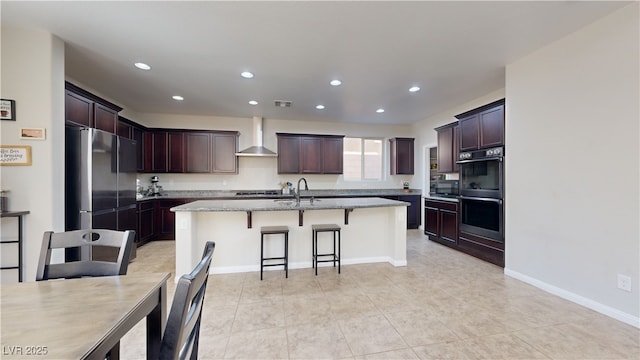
[19,128,46,140]
[0,145,32,166]
[0,99,16,121]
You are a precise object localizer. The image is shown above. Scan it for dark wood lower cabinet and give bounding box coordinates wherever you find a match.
[458,231,505,267]
[397,195,420,229]
[380,195,420,229]
[424,199,458,246]
[425,198,504,267]
[137,200,156,246]
[424,206,438,238]
[439,208,458,243]
[117,206,138,260]
[156,200,187,240]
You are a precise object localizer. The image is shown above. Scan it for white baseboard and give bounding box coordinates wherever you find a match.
[504,268,640,329]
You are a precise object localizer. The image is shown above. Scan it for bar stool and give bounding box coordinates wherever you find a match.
[260,226,289,280]
[311,224,341,276]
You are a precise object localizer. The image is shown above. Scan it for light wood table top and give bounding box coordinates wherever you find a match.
[0,272,170,359]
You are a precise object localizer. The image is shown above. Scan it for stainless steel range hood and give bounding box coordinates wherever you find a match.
[235,116,277,157]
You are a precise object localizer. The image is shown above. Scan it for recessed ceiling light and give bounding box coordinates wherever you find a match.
[409,86,421,93]
[134,62,151,70]
[172,95,184,101]
[316,105,325,110]
[330,79,342,86]
[249,100,258,105]
[376,108,385,113]
[241,71,254,79]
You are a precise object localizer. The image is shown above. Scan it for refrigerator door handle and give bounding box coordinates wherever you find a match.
[80,128,93,212]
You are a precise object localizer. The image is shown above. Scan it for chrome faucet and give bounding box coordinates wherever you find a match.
[295,177,309,205]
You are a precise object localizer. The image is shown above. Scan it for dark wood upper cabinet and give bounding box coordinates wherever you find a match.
[211,132,238,174]
[300,137,323,173]
[479,105,504,148]
[65,90,94,128]
[142,130,238,174]
[116,118,133,139]
[65,82,241,175]
[145,131,168,173]
[167,132,185,173]
[185,132,211,173]
[459,113,480,151]
[321,137,344,174]
[93,104,117,134]
[435,122,459,173]
[277,135,301,174]
[277,133,344,174]
[65,82,122,133]
[456,99,505,151]
[133,127,144,172]
[118,116,143,171]
[389,137,414,175]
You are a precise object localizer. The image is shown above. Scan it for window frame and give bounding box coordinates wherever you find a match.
[343,136,384,182]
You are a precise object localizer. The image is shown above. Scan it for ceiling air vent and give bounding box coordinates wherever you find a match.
[274,100,292,108]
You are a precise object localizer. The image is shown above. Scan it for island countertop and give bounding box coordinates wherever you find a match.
[171,197,409,212]
[139,188,421,201]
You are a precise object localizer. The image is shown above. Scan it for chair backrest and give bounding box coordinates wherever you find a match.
[35,229,135,281]
[160,241,215,360]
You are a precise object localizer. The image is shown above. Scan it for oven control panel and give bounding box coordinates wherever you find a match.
[459,147,503,161]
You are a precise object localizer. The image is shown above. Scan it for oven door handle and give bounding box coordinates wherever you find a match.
[459,196,503,204]
[457,157,503,164]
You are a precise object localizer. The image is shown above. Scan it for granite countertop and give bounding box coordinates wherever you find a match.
[138,188,422,201]
[171,197,410,212]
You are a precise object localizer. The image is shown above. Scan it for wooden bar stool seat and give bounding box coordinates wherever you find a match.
[260,226,289,280]
[311,224,341,276]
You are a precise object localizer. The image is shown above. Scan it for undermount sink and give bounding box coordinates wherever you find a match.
[273,198,320,205]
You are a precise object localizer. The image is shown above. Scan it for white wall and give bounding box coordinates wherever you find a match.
[505,4,639,326]
[132,112,416,191]
[0,25,65,282]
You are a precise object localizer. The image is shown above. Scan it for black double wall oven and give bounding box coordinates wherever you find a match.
[457,147,504,243]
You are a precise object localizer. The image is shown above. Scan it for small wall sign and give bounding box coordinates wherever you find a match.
[0,99,16,121]
[0,146,32,166]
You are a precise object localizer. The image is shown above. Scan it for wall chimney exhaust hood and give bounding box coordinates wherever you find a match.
[235,116,277,157]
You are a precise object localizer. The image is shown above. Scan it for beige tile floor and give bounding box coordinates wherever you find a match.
[121,230,640,359]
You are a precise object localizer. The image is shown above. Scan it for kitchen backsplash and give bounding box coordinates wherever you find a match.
[138,157,413,191]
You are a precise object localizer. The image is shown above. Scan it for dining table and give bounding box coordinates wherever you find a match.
[0,272,170,360]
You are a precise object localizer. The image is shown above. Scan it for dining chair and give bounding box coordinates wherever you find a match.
[35,229,135,281]
[160,241,215,360]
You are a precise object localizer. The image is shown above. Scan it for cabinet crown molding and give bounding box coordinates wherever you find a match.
[455,98,505,119]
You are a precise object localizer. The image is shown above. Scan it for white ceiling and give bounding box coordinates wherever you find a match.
[1,1,629,125]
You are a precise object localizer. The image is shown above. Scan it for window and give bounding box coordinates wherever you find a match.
[343,137,383,181]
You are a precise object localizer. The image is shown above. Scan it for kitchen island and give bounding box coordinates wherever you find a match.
[171,197,409,276]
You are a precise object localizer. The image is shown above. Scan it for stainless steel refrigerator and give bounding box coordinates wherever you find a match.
[65,127,137,261]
